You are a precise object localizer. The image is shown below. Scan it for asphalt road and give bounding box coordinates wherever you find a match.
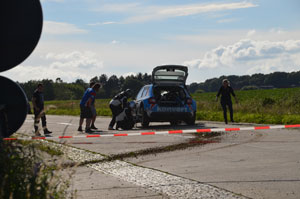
[18,115,300,199]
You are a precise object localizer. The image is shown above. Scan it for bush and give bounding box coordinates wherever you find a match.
[241,85,259,90]
[262,97,276,106]
[0,141,70,199]
[195,89,205,94]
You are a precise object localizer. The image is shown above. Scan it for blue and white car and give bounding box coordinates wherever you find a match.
[134,65,196,127]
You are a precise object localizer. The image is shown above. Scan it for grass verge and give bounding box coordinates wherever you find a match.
[0,140,72,199]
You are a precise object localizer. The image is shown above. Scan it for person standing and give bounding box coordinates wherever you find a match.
[90,83,98,130]
[216,79,238,124]
[32,83,52,136]
[78,82,98,131]
[108,89,132,130]
[78,83,100,133]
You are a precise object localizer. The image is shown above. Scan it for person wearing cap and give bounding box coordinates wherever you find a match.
[216,79,238,124]
[108,89,132,130]
[32,83,52,136]
[78,83,101,133]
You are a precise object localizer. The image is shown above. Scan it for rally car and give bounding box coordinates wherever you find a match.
[134,65,196,127]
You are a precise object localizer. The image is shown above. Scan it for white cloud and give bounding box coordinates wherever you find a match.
[246,29,256,37]
[41,0,64,2]
[184,39,300,74]
[3,51,103,82]
[123,72,137,77]
[94,2,257,23]
[170,29,300,49]
[43,21,88,35]
[4,28,300,83]
[96,3,140,13]
[217,18,238,23]
[111,40,120,44]
[158,2,256,17]
[87,21,117,26]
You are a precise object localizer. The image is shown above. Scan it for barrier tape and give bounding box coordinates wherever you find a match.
[3,124,300,141]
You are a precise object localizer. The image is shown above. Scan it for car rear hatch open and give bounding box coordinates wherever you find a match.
[152,86,187,107]
[152,65,188,86]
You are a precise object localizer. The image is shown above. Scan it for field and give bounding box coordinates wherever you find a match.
[193,87,300,124]
[42,87,300,124]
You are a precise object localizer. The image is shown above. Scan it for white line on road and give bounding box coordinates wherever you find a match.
[40,140,247,199]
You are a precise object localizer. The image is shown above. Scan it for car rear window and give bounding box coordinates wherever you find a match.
[153,86,187,101]
[153,70,186,81]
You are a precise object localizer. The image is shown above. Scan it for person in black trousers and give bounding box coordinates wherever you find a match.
[32,83,52,136]
[216,79,238,124]
[108,89,132,130]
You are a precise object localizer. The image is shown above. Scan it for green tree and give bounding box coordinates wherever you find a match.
[122,78,144,98]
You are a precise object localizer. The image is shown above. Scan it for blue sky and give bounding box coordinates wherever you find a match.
[3,0,300,83]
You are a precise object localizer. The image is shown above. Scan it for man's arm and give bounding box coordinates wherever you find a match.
[230,87,238,103]
[230,87,236,97]
[32,96,39,111]
[215,86,222,102]
[122,97,128,109]
[86,97,93,107]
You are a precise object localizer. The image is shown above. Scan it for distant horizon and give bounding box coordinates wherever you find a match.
[13,69,300,85]
[2,0,300,83]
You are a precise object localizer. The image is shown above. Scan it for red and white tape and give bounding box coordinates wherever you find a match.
[3,124,300,141]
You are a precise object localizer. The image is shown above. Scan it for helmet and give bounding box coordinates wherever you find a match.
[125,89,132,98]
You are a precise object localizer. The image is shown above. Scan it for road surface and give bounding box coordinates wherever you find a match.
[17,115,300,199]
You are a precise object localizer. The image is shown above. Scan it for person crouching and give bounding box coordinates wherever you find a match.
[108,89,132,130]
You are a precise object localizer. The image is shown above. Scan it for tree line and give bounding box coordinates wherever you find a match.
[19,71,300,101]
[189,71,300,93]
[19,73,152,101]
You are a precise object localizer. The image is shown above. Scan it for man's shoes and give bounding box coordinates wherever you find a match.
[85,128,93,133]
[77,126,83,131]
[34,131,42,136]
[91,124,98,130]
[108,127,114,130]
[44,129,52,135]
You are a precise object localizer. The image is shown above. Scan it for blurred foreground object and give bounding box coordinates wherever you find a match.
[0,76,28,138]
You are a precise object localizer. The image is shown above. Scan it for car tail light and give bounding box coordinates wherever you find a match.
[148,97,156,104]
[186,98,193,104]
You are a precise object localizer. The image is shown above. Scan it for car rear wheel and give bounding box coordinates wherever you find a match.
[141,106,149,128]
[185,112,196,125]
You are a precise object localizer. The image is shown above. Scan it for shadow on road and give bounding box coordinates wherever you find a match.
[132,122,206,131]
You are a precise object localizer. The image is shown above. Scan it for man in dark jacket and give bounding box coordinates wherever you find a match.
[108,89,132,130]
[32,83,52,136]
[216,79,238,124]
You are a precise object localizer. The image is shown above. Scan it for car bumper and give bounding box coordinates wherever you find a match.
[147,111,194,122]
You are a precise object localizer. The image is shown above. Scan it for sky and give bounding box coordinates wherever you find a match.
[2,0,300,83]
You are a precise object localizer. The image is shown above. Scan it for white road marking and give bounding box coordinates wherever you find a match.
[39,140,247,199]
